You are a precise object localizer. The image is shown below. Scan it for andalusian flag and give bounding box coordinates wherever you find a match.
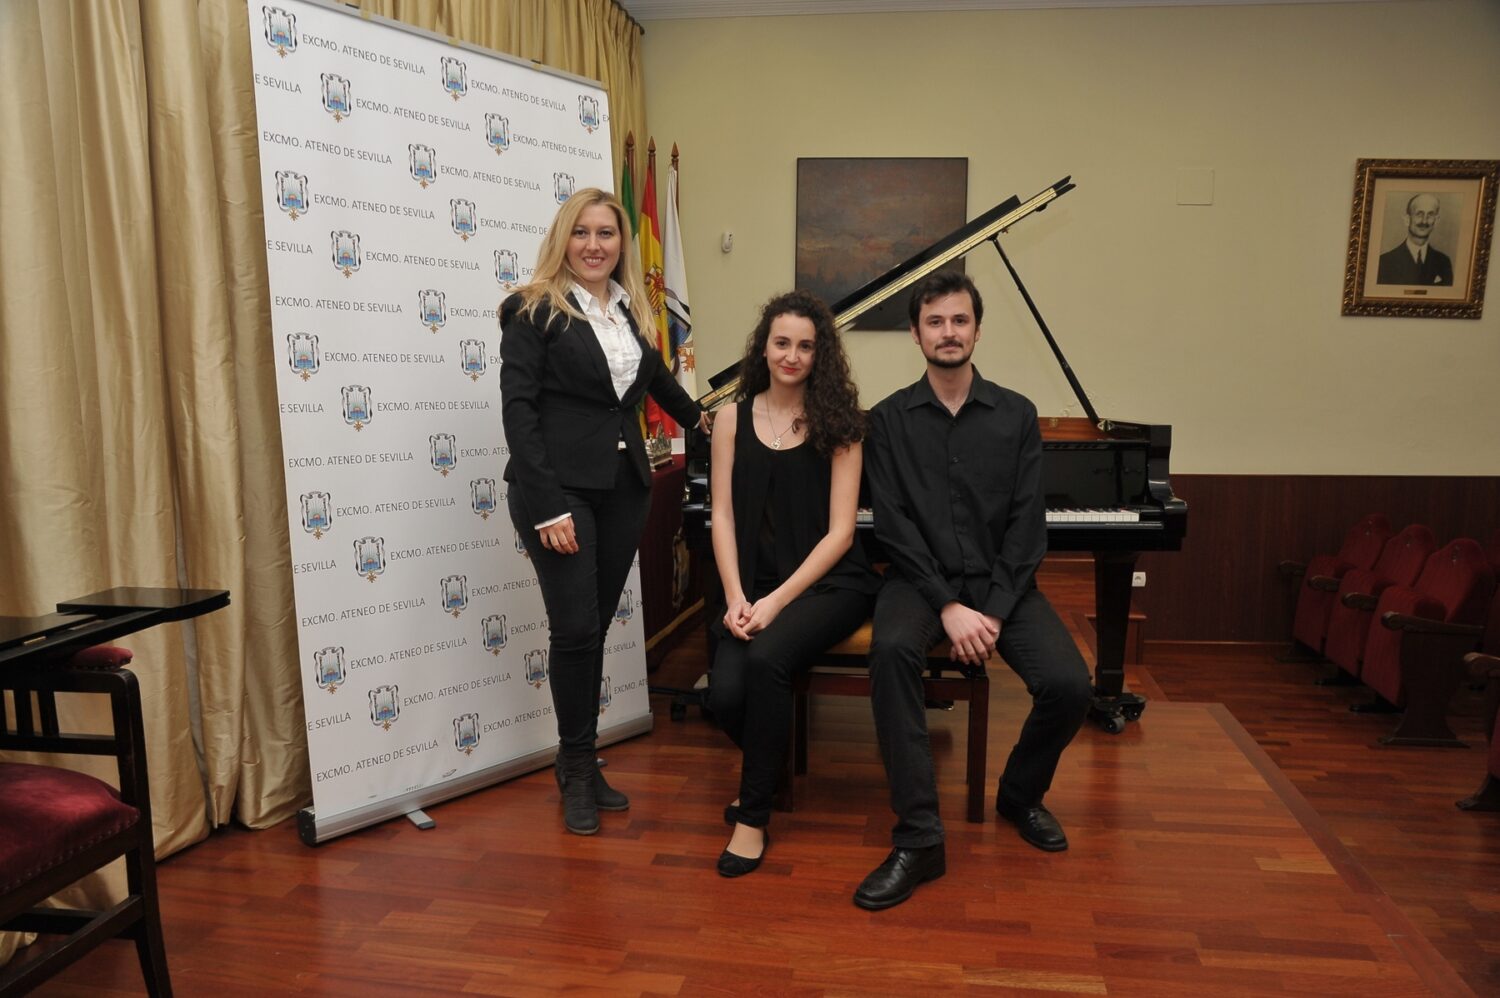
[638,141,676,436]
[619,150,638,237]
[663,147,697,403]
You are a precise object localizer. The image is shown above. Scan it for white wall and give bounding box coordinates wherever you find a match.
[642,0,1500,474]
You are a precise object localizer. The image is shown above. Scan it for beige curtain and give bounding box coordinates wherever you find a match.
[0,0,646,957]
[1,0,310,871]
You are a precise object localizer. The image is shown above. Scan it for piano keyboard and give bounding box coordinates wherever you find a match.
[1045,508,1141,524]
[853,508,1143,526]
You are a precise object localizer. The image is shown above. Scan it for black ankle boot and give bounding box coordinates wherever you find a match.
[557,755,599,835]
[591,766,629,812]
[553,757,630,811]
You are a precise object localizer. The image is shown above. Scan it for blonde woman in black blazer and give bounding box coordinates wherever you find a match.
[500,187,706,835]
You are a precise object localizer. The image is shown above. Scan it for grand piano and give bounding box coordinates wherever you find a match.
[681,178,1187,732]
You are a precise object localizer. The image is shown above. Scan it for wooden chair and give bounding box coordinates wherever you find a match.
[0,645,172,996]
[783,621,990,823]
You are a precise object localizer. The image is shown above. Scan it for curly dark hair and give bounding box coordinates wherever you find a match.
[735,290,865,456]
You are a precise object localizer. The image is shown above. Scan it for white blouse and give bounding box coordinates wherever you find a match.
[572,280,643,402]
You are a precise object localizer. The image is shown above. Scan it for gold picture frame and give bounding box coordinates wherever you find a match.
[1342,158,1498,319]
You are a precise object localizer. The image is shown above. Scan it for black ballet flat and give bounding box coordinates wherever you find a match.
[716,830,769,878]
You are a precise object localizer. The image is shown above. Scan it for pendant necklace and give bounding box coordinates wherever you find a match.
[761,399,800,450]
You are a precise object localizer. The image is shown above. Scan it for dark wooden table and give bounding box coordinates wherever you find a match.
[0,587,230,667]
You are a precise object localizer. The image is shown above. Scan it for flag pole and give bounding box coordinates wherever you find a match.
[624,131,636,209]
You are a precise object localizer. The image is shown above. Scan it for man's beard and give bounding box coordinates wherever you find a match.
[926,343,972,368]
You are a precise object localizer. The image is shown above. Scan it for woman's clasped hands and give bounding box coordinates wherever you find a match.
[721,591,785,641]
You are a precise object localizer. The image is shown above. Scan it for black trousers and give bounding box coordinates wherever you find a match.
[508,452,651,759]
[868,576,1092,848]
[707,587,873,828]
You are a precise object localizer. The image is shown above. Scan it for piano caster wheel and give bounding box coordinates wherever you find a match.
[1101,714,1127,735]
[670,701,687,722]
[1121,704,1145,722]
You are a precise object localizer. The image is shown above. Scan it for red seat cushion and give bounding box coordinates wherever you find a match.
[1360,586,1446,704]
[1361,540,1496,705]
[1291,515,1392,653]
[1292,553,1352,653]
[1324,525,1436,675]
[0,763,139,894]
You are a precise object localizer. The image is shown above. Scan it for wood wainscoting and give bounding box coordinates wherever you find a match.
[1130,473,1500,643]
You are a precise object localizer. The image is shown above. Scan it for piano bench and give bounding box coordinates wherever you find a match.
[781,622,990,823]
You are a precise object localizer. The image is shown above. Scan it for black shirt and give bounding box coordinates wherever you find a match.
[865,369,1045,622]
[729,400,880,602]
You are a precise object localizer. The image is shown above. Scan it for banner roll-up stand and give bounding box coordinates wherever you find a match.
[247,0,651,844]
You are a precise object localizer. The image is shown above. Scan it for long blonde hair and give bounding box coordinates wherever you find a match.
[514,187,654,337]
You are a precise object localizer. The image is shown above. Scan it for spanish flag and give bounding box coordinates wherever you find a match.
[638,140,675,436]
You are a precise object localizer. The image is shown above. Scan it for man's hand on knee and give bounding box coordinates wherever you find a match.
[940,603,999,666]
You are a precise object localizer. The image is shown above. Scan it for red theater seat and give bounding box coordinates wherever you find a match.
[1325,524,1435,679]
[1361,539,1497,746]
[0,645,172,996]
[1284,513,1392,657]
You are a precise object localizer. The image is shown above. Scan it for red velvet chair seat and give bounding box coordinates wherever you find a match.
[1362,538,1496,714]
[1362,589,1447,705]
[1291,514,1391,654]
[1326,524,1435,676]
[1,643,172,995]
[0,763,139,895]
[1368,534,1494,744]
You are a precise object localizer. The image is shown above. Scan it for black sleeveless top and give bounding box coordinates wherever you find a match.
[729,399,880,601]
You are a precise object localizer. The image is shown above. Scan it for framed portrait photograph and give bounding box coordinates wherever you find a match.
[796,158,968,331]
[1342,158,1498,318]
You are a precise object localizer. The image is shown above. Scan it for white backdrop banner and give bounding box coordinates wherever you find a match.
[248,0,650,834]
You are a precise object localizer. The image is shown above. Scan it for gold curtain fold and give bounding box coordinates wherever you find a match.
[357,0,648,194]
[0,1,649,948]
[1,0,310,875]
[0,0,220,856]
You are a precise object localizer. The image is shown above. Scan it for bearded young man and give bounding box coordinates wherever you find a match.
[853,270,1092,911]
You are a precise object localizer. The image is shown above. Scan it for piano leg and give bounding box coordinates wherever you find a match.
[1089,551,1147,734]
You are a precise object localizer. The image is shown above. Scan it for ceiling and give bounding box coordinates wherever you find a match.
[617,0,1371,19]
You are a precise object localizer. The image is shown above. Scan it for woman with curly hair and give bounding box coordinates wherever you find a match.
[706,289,880,877]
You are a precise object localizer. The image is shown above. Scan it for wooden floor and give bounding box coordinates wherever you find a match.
[27,564,1499,996]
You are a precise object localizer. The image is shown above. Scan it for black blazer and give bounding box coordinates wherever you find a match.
[499,292,701,525]
[1375,242,1453,286]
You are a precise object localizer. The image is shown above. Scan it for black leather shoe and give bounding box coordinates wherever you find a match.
[852,844,945,910]
[716,829,769,878]
[996,798,1068,852]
